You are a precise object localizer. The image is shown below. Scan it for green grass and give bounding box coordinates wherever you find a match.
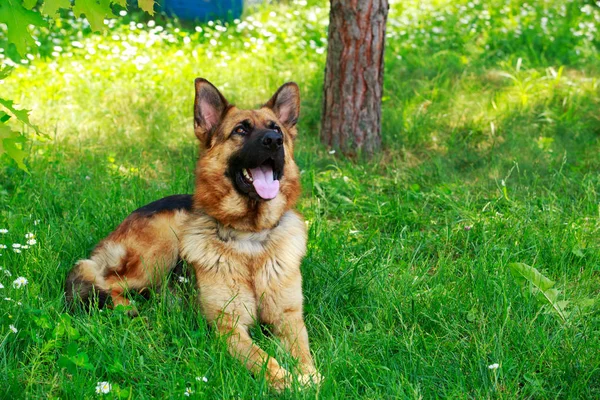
[1,0,600,398]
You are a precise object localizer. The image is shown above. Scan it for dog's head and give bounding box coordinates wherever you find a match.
[192,78,302,231]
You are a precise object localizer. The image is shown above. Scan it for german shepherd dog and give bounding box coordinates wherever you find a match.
[65,79,321,390]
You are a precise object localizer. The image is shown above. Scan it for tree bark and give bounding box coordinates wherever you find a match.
[321,0,389,157]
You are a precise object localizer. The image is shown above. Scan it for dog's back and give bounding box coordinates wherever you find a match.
[65,194,193,313]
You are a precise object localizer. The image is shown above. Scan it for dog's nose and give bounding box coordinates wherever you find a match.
[262,131,283,151]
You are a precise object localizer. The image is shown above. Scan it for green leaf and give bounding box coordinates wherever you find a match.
[0,112,9,123]
[138,0,155,15]
[57,355,74,370]
[0,0,47,56]
[509,262,555,291]
[41,0,72,18]
[2,134,29,172]
[67,342,79,357]
[113,0,127,7]
[0,123,17,145]
[23,0,38,10]
[571,246,584,258]
[508,262,567,322]
[0,97,42,135]
[0,66,14,80]
[466,306,477,322]
[118,387,132,399]
[73,0,113,32]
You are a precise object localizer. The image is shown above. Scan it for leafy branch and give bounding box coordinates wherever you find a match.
[0,0,157,171]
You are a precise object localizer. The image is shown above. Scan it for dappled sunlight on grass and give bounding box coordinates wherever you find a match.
[1,0,599,398]
[2,1,329,146]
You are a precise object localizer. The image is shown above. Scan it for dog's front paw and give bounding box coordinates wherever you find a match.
[268,368,294,392]
[297,371,323,387]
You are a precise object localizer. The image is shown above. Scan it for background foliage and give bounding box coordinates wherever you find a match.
[0,0,153,170]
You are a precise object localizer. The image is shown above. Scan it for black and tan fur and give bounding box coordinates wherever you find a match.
[65,79,321,390]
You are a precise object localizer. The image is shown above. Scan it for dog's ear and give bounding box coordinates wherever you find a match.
[264,82,300,129]
[194,78,229,146]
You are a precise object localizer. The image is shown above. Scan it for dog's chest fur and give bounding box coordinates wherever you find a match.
[180,210,307,323]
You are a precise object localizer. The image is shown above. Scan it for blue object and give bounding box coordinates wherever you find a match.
[162,0,243,22]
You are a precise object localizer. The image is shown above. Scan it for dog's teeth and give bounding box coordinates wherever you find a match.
[242,168,253,182]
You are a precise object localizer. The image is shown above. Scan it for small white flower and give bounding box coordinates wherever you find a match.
[184,387,193,396]
[13,277,28,288]
[12,243,21,248]
[9,324,17,334]
[95,381,112,394]
[17,301,22,305]
[195,376,208,382]
[34,220,40,226]
[4,270,11,276]
[13,249,21,254]
[25,233,35,239]
[0,244,7,249]
[178,276,189,283]
[328,149,336,154]
[0,229,7,234]
[21,245,29,249]
[27,239,36,246]
[0,282,3,289]
[4,297,11,301]
[85,176,91,180]
[488,363,500,370]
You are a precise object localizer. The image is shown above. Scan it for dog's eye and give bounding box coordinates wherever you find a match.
[271,124,281,133]
[233,126,246,135]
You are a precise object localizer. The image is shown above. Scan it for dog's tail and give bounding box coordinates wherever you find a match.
[65,242,127,310]
[65,259,109,310]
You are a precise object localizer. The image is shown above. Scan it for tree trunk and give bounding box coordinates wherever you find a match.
[321,0,389,157]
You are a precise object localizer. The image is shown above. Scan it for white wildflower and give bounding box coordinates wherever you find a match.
[13,249,21,253]
[0,244,7,248]
[95,382,112,394]
[488,363,500,370]
[184,387,193,396]
[12,243,21,248]
[196,376,208,382]
[0,229,7,234]
[27,239,37,246]
[0,282,3,289]
[9,324,17,334]
[25,233,35,239]
[13,277,28,288]
[21,245,29,249]
[178,276,189,283]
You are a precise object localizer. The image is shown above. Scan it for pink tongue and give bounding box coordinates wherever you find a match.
[250,165,280,199]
